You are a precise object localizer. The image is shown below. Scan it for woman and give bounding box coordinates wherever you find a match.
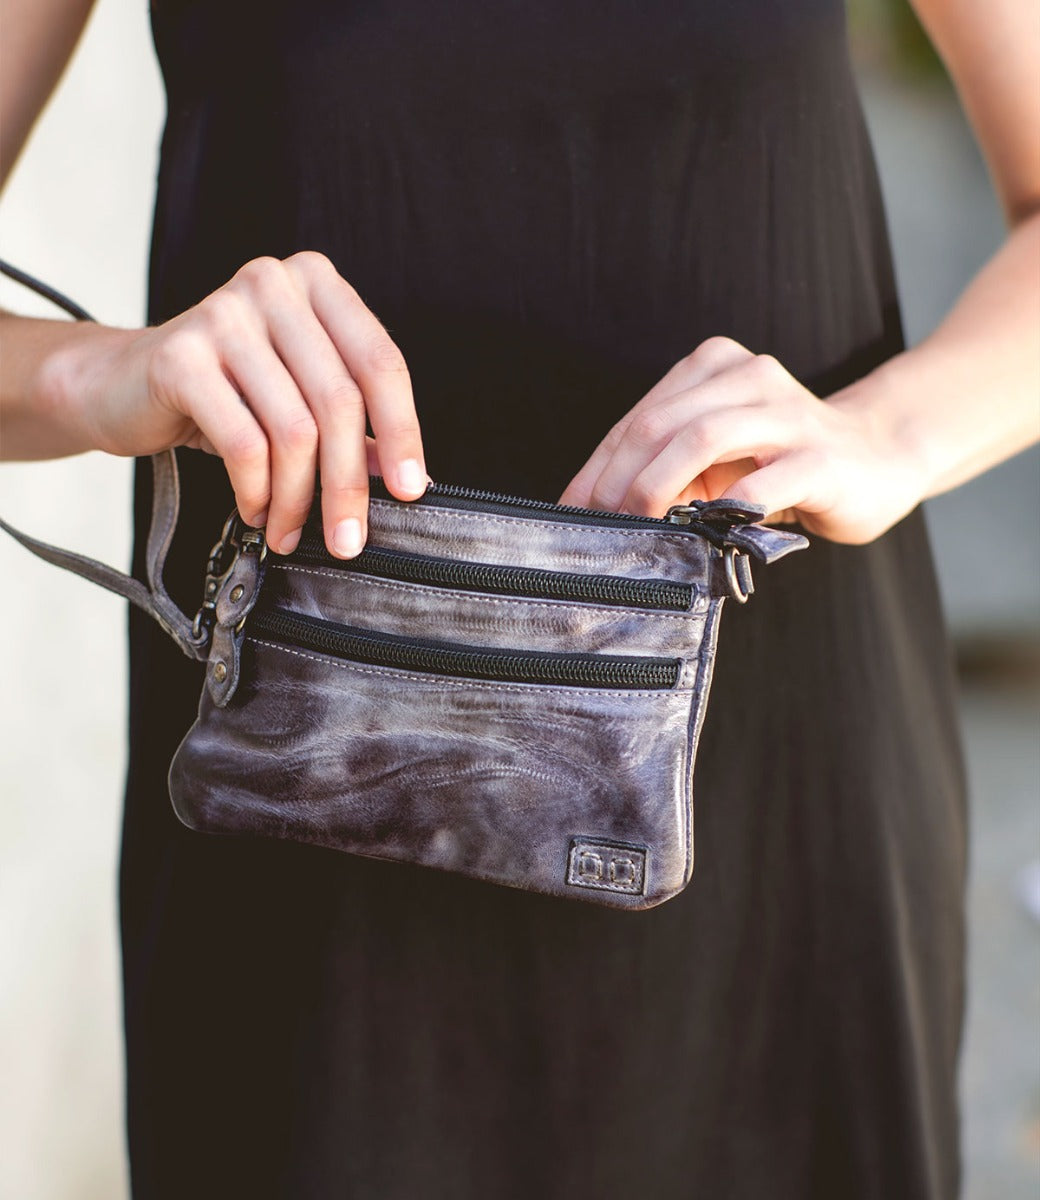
[2,1,1037,1196]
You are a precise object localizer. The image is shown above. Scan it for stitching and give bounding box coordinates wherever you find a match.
[368,497,701,543]
[250,638,693,699]
[268,562,706,622]
[569,876,642,894]
[680,600,722,882]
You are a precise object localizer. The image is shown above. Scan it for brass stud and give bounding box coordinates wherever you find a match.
[212,661,228,683]
[229,585,244,602]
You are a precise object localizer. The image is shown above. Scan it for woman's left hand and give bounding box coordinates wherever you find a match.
[558,336,927,545]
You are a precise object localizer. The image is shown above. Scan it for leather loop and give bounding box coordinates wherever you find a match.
[1,449,208,660]
[0,262,208,660]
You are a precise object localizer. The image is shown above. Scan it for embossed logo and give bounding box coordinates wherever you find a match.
[566,838,648,895]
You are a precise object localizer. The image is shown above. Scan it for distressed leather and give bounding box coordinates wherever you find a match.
[0,265,805,909]
[167,492,790,910]
[1,449,808,910]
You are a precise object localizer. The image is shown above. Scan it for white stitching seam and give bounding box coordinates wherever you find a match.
[249,638,695,699]
[367,498,704,543]
[268,562,706,622]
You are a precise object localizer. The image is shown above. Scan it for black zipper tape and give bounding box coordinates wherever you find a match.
[350,477,759,546]
[290,536,695,613]
[249,607,680,690]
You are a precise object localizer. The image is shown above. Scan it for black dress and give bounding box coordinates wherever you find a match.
[124,2,967,1196]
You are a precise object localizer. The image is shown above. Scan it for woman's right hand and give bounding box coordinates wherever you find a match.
[48,251,426,558]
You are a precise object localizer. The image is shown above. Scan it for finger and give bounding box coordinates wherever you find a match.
[634,335,755,412]
[288,253,426,502]
[180,370,272,528]
[620,409,797,517]
[262,294,375,558]
[560,337,752,507]
[222,331,319,555]
[720,451,826,522]
[587,365,784,513]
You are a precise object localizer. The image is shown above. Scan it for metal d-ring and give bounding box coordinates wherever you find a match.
[724,545,754,604]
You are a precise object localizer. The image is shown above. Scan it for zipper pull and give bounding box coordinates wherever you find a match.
[667,501,810,603]
[665,499,767,528]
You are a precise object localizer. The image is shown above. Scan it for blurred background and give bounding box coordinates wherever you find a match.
[0,2,1037,1197]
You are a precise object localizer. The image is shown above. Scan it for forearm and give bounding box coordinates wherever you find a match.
[831,210,1040,498]
[0,312,125,458]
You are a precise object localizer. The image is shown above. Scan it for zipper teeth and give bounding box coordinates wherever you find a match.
[362,477,709,534]
[420,481,660,523]
[249,608,680,690]
[292,536,693,612]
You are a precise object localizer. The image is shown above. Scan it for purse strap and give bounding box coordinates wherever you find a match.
[0,257,208,660]
[0,447,207,659]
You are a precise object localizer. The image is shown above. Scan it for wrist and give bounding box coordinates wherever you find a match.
[826,350,944,501]
[34,322,139,456]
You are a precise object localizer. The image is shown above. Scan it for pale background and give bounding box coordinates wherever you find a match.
[1,3,1037,1197]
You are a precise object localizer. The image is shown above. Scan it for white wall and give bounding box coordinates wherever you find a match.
[0,3,162,1196]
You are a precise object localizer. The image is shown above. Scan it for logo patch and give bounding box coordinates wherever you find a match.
[566,838,648,895]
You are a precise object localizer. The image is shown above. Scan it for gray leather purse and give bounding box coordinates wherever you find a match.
[0,260,808,909]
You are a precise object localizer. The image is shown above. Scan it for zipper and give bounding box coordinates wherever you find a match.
[290,535,695,612]
[357,478,764,545]
[249,607,680,690]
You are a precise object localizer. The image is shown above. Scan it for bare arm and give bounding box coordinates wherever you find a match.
[0,0,96,183]
[0,0,427,559]
[0,0,102,452]
[866,0,1040,496]
[561,0,1040,543]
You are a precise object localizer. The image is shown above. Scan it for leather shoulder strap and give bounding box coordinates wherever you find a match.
[0,259,207,660]
[1,449,208,659]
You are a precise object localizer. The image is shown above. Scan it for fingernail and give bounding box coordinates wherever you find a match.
[250,508,268,528]
[396,458,426,496]
[279,527,302,555]
[332,517,363,557]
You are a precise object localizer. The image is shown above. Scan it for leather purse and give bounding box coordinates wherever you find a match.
[0,261,808,909]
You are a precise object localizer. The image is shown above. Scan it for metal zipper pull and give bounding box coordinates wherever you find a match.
[666,503,760,603]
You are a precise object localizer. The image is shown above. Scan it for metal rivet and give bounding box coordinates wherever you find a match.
[212,661,228,683]
[229,585,244,602]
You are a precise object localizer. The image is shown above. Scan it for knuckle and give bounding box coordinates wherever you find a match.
[146,329,207,397]
[321,480,370,511]
[235,255,283,288]
[317,374,365,414]
[235,483,270,515]
[225,424,268,467]
[588,484,621,513]
[286,249,334,277]
[625,476,662,513]
[361,335,409,378]
[274,493,315,524]
[277,411,319,453]
[682,336,748,371]
[197,289,247,336]
[688,335,736,363]
[373,413,421,444]
[627,407,673,448]
[685,410,728,450]
[749,353,785,387]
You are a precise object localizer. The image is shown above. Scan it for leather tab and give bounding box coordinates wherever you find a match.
[724,523,809,564]
[206,541,267,705]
